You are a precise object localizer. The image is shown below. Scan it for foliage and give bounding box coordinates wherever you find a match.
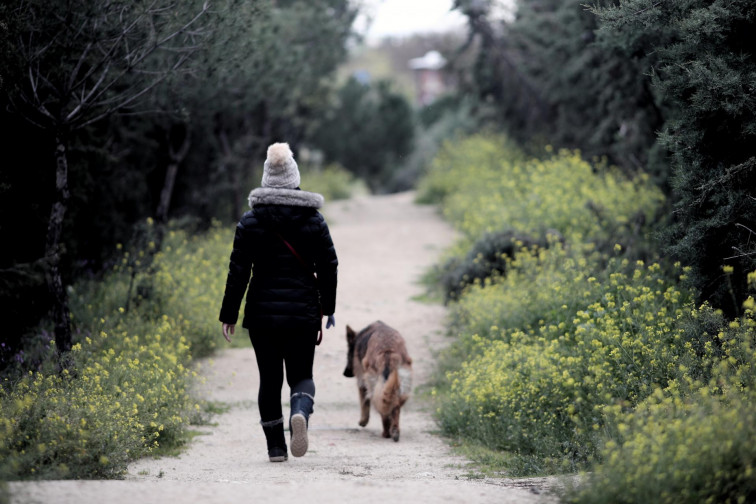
[592,0,756,317]
[0,219,237,479]
[451,0,666,178]
[565,297,756,504]
[437,251,704,473]
[416,134,663,247]
[68,219,231,359]
[436,229,564,302]
[299,163,367,202]
[0,314,196,479]
[423,132,756,502]
[309,77,416,192]
[395,94,480,193]
[420,134,666,472]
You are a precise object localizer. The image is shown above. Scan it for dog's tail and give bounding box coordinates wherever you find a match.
[381,353,412,410]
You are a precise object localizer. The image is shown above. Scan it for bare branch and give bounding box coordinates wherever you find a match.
[67,41,93,94]
[74,5,208,119]
[71,2,156,90]
[724,248,756,261]
[735,223,755,236]
[27,63,56,122]
[156,1,210,47]
[67,60,112,122]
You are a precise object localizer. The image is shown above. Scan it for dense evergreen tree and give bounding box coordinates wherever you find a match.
[310,77,415,192]
[0,0,210,356]
[452,0,666,177]
[593,0,756,315]
[0,0,358,364]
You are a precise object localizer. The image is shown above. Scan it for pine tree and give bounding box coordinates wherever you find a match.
[593,0,756,315]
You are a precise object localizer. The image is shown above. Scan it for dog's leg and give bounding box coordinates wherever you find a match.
[358,382,370,427]
[381,413,392,438]
[390,406,400,442]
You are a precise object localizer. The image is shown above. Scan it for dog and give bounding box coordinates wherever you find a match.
[343,321,413,441]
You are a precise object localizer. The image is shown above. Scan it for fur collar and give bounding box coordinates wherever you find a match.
[248,187,324,209]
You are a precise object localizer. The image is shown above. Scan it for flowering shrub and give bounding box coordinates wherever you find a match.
[0,221,228,479]
[584,389,756,504]
[417,134,663,245]
[566,298,756,504]
[0,317,195,479]
[424,134,756,495]
[437,254,704,471]
[300,163,366,201]
[0,167,356,480]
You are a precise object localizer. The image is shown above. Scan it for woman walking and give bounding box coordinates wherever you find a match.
[219,142,338,462]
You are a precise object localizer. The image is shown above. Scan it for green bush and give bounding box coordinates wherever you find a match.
[437,229,564,302]
[423,134,756,489]
[417,134,663,246]
[436,254,702,472]
[69,219,232,358]
[564,279,756,504]
[0,219,239,479]
[0,316,196,479]
[299,163,365,202]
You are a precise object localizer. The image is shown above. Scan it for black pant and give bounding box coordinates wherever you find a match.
[249,329,317,422]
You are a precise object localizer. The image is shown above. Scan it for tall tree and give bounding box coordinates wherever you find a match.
[592,0,756,314]
[0,0,209,357]
[451,0,666,177]
[310,77,416,192]
[162,0,358,221]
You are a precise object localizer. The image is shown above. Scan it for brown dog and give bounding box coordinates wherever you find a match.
[343,321,413,441]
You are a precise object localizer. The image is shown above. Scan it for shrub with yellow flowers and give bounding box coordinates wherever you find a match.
[0,315,194,479]
[424,134,756,497]
[566,294,756,504]
[437,252,707,472]
[0,166,357,480]
[0,220,225,479]
[417,134,664,246]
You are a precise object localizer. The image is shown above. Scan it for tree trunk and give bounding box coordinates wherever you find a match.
[45,133,73,356]
[218,130,243,219]
[156,128,191,225]
[155,126,190,249]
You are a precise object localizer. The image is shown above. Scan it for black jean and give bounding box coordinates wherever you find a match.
[249,328,317,422]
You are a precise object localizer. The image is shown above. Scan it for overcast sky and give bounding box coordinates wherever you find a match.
[354,0,467,43]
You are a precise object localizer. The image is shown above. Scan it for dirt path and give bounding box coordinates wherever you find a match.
[10,192,559,504]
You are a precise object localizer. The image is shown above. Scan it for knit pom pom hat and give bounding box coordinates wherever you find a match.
[261,142,300,189]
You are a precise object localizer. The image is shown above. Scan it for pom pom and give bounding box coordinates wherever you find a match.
[267,143,292,166]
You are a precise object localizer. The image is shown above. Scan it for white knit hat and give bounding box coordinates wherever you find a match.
[261,142,300,189]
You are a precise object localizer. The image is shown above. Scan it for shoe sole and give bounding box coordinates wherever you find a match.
[269,455,288,463]
[290,414,308,457]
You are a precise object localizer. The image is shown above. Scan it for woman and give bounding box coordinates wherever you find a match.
[219,142,338,462]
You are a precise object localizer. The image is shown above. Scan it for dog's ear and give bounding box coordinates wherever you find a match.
[346,325,356,343]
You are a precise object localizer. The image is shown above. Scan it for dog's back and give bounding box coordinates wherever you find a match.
[361,322,412,413]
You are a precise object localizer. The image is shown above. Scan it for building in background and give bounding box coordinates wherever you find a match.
[408,50,447,106]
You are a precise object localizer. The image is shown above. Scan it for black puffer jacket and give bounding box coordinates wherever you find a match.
[219,188,338,333]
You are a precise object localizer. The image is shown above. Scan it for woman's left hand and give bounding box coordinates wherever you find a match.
[222,323,235,342]
[326,315,336,329]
